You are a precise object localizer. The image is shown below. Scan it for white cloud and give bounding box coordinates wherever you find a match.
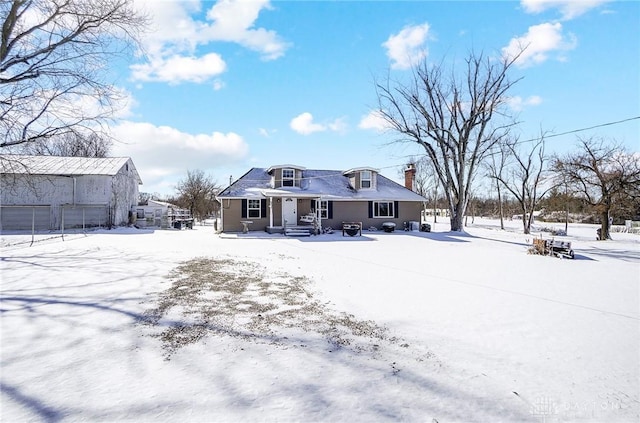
[130,53,226,84]
[21,87,136,134]
[383,23,430,70]
[328,117,347,134]
[110,120,249,193]
[131,0,289,84]
[358,111,391,132]
[289,113,345,136]
[507,95,543,111]
[133,0,201,57]
[212,79,225,91]
[521,0,611,20]
[258,128,277,138]
[204,0,289,60]
[71,87,137,120]
[502,22,577,67]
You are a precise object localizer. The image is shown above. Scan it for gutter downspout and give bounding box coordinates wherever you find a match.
[217,198,223,232]
[269,197,273,228]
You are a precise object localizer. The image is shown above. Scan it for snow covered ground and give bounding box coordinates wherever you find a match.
[1,218,638,422]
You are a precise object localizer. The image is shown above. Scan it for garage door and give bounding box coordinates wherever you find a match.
[0,206,51,231]
[61,206,108,229]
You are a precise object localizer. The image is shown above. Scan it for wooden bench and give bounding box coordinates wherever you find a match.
[532,238,574,259]
[299,214,315,223]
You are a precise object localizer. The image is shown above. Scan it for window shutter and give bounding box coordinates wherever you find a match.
[260,199,267,218]
[394,201,399,218]
[241,199,247,218]
[311,199,315,210]
[328,201,333,219]
[368,201,373,218]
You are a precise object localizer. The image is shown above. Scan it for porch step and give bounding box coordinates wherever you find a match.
[285,228,312,237]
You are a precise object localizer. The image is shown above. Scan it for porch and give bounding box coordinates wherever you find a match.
[265,224,318,236]
[263,193,325,233]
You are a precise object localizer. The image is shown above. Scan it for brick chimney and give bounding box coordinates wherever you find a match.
[404,163,416,191]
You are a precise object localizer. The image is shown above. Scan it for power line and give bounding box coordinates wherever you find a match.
[227,116,639,185]
[387,115,640,164]
[521,115,640,143]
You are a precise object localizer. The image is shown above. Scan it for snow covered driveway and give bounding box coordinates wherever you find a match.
[1,220,638,422]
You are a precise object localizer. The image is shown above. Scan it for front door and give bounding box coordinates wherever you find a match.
[282,197,297,226]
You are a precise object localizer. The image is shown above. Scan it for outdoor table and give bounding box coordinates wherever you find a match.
[240,221,253,233]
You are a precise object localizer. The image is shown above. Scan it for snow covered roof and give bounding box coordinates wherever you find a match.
[147,200,177,208]
[0,154,142,184]
[343,166,380,175]
[217,167,427,202]
[266,164,306,173]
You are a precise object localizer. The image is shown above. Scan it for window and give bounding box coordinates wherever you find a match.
[318,200,328,219]
[247,199,261,218]
[373,201,394,218]
[136,209,144,219]
[282,168,295,186]
[360,170,372,189]
[242,199,265,219]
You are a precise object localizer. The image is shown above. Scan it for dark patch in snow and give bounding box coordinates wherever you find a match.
[139,257,405,361]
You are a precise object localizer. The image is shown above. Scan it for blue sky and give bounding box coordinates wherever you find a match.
[108,0,640,196]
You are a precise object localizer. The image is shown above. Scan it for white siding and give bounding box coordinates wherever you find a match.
[1,158,139,229]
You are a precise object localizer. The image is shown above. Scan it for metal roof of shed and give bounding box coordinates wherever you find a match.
[0,155,142,184]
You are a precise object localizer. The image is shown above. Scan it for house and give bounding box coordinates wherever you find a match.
[216,164,428,233]
[132,199,193,229]
[0,154,142,231]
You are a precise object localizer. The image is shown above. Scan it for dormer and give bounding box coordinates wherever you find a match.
[266,164,306,188]
[343,167,379,191]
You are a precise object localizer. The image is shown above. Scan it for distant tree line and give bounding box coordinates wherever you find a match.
[406,136,640,239]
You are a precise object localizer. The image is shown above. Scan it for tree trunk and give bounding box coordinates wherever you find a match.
[522,213,530,235]
[450,202,465,232]
[497,185,504,230]
[433,185,438,223]
[450,213,464,232]
[471,201,475,224]
[599,210,611,240]
[525,211,535,235]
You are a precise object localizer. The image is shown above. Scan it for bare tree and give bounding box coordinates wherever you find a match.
[484,143,509,230]
[553,137,640,240]
[138,192,152,206]
[175,170,221,223]
[376,50,522,231]
[418,156,441,223]
[492,135,554,234]
[399,156,442,223]
[0,0,146,150]
[22,132,112,157]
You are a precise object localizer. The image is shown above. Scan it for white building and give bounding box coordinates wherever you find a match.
[133,199,193,229]
[1,155,142,231]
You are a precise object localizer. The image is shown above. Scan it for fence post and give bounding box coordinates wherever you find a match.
[30,207,35,246]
